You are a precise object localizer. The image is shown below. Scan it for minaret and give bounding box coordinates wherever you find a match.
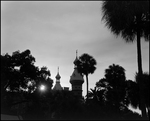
[70,50,84,98]
[53,67,63,91]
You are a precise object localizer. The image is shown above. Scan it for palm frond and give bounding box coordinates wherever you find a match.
[101,1,150,42]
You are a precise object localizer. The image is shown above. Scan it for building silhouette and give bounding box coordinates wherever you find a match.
[70,50,84,98]
[52,51,84,97]
[53,67,63,91]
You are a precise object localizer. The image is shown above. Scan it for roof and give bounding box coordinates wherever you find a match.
[70,68,84,83]
[53,82,63,91]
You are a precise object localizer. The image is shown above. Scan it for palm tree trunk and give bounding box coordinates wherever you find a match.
[148,108,150,119]
[86,74,89,100]
[137,28,147,119]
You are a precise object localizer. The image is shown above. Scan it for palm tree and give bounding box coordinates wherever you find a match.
[88,87,106,105]
[104,64,127,110]
[101,1,149,118]
[135,72,149,117]
[126,73,150,118]
[88,87,99,102]
[76,53,97,100]
[126,79,140,109]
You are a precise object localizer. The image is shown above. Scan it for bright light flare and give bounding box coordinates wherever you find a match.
[39,85,46,91]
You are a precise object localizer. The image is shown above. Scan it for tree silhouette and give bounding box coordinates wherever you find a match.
[36,66,53,96]
[140,72,150,117]
[1,49,53,119]
[88,87,100,103]
[95,78,108,103]
[76,53,97,100]
[1,49,53,94]
[101,1,149,118]
[1,49,38,92]
[126,79,140,109]
[96,64,127,111]
[126,72,150,118]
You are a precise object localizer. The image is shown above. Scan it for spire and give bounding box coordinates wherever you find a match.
[70,50,84,83]
[73,50,78,66]
[53,67,63,91]
[58,67,59,73]
[55,66,61,80]
[76,50,78,58]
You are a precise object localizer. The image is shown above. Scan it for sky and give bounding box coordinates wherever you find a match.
[1,1,149,101]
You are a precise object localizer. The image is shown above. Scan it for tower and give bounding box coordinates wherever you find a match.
[70,50,84,97]
[53,67,63,91]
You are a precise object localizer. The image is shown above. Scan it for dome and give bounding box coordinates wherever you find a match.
[55,73,61,80]
[70,68,84,83]
[53,67,63,91]
[53,83,63,91]
[55,67,61,80]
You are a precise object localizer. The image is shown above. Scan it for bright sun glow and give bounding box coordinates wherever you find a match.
[40,85,46,91]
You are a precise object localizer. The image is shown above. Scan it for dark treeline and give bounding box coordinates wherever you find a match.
[1,49,149,120]
[101,1,149,119]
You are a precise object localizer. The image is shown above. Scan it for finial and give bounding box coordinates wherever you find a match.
[56,66,61,80]
[74,50,78,66]
[58,66,59,73]
[76,50,78,58]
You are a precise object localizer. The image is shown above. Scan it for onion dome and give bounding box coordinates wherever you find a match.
[53,67,63,91]
[55,67,61,80]
[70,50,84,84]
[73,50,78,66]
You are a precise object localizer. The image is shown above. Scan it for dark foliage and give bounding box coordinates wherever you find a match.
[1,50,144,120]
[101,1,149,118]
[96,64,127,109]
[76,53,97,100]
[102,1,149,42]
[1,49,53,118]
[126,72,150,117]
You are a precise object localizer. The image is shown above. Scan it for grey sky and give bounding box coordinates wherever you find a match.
[1,1,149,98]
